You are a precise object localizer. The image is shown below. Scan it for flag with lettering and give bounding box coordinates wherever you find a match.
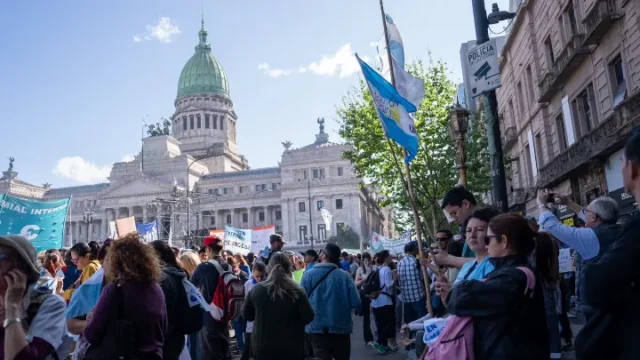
[0,194,70,252]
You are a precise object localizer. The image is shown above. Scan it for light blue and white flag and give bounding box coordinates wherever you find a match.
[383,13,425,109]
[65,268,105,320]
[136,219,158,242]
[357,54,419,162]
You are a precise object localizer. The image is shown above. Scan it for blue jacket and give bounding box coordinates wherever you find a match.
[301,263,360,334]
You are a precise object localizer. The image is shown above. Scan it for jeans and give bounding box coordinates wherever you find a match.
[188,332,200,360]
[373,305,396,345]
[544,288,562,358]
[232,317,247,352]
[310,334,351,360]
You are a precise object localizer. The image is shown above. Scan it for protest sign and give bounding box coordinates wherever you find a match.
[558,248,572,273]
[0,194,70,252]
[252,225,275,252]
[224,226,252,255]
[370,232,410,256]
[115,216,136,238]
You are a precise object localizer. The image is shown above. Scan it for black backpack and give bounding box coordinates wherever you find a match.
[163,270,204,335]
[362,268,391,299]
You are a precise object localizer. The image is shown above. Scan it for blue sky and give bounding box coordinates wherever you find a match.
[0,0,509,188]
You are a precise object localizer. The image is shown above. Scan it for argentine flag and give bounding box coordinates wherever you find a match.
[357,54,419,162]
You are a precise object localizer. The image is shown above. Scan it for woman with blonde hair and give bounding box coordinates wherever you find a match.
[179,250,201,278]
[83,234,167,360]
[243,252,314,359]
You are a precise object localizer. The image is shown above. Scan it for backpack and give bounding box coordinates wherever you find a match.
[208,259,245,322]
[425,267,536,360]
[362,268,391,300]
[167,273,204,335]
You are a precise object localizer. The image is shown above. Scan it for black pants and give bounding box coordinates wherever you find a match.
[240,334,252,360]
[199,321,232,360]
[361,296,374,343]
[310,334,351,360]
[373,305,396,345]
[559,276,574,342]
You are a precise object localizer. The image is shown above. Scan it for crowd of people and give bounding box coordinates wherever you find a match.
[1,130,640,360]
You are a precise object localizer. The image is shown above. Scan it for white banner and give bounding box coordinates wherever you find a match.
[224,226,252,255]
[370,232,409,256]
[320,207,333,228]
[252,225,275,253]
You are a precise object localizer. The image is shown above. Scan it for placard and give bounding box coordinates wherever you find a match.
[558,248,572,273]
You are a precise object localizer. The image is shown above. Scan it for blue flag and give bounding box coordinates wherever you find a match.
[0,194,70,252]
[136,219,158,242]
[357,54,419,162]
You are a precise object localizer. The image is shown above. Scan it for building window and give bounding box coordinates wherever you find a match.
[335,199,343,209]
[525,65,535,105]
[214,188,219,195]
[565,2,578,39]
[337,166,344,176]
[213,115,218,129]
[317,200,324,210]
[302,170,308,180]
[220,116,224,130]
[223,187,228,195]
[544,37,555,67]
[261,184,266,191]
[242,213,248,223]
[208,189,213,194]
[205,114,210,128]
[299,226,308,242]
[196,114,201,128]
[259,212,265,221]
[226,214,232,224]
[516,81,525,117]
[79,226,82,235]
[535,133,544,167]
[319,168,325,178]
[210,216,216,225]
[239,186,244,194]
[508,99,516,127]
[573,84,598,136]
[272,183,277,190]
[337,223,345,235]
[299,202,306,212]
[318,224,326,240]
[610,55,627,107]
[255,184,260,192]
[313,169,319,179]
[524,145,534,186]
[556,113,568,151]
[275,210,282,220]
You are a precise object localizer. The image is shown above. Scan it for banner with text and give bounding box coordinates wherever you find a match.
[224,226,252,255]
[252,225,275,253]
[370,232,409,256]
[0,194,70,252]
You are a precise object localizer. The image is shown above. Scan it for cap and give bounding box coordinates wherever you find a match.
[269,234,286,244]
[203,235,222,248]
[304,249,319,260]
[0,235,40,282]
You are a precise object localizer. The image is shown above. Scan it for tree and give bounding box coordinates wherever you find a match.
[337,58,491,238]
[327,227,360,250]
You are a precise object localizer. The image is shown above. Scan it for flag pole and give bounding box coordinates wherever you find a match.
[378,0,434,317]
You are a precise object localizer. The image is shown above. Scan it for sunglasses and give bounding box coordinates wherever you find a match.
[484,235,497,246]
[435,237,450,242]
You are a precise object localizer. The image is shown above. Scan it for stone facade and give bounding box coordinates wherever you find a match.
[0,20,391,251]
[497,0,640,216]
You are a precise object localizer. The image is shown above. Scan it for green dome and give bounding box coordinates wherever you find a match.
[177,22,229,99]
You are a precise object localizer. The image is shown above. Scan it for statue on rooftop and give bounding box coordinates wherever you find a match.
[317,117,325,133]
[8,157,14,172]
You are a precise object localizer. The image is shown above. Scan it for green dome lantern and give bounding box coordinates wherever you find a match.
[176,19,230,99]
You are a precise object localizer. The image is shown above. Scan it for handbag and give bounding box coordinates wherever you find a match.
[83,283,137,360]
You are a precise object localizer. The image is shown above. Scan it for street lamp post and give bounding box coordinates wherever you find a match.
[449,104,471,187]
[472,0,516,212]
[83,209,94,243]
[186,155,217,239]
[307,179,315,250]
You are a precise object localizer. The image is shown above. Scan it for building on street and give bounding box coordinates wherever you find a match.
[497,0,640,222]
[0,18,392,251]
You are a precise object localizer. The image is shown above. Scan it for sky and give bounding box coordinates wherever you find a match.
[0,0,510,188]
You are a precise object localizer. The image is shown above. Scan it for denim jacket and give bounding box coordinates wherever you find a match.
[300,263,360,334]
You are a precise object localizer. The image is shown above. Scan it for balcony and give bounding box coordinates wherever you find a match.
[583,0,621,46]
[502,126,518,151]
[538,34,591,103]
[537,90,640,187]
[508,188,529,208]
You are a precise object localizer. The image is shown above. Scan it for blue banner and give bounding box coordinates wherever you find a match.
[224,225,252,255]
[136,219,158,242]
[0,194,70,252]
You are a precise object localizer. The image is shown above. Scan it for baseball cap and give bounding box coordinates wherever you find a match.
[269,234,287,244]
[203,235,222,248]
[0,235,40,283]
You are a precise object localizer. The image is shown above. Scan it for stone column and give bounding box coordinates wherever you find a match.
[142,206,148,223]
[248,207,254,229]
[116,207,121,220]
[102,209,109,239]
[128,207,133,219]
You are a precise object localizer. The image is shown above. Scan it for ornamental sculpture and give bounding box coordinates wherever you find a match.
[147,118,172,137]
[317,117,325,133]
[281,141,293,151]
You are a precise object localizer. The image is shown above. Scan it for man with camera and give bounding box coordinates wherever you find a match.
[537,189,621,320]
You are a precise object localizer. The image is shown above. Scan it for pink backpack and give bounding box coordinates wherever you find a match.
[424,267,536,360]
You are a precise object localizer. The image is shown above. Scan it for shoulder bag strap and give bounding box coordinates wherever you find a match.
[308,267,338,298]
[209,259,225,274]
[462,261,479,281]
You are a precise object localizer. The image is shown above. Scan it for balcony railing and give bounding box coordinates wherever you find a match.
[502,126,518,151]
[537,90,640,186]
[538,34,591,103]
[583,0,621,46]
[508,188,528,208]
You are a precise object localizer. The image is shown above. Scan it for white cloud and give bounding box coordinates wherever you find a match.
[133,17,180,43]
[298,67,307,73]
[52,156,112,184]
[307,43,367,78]
[257,62,292,78]
[121,154,135,162]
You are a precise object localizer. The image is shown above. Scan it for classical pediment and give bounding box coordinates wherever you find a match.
[100,177,172,198]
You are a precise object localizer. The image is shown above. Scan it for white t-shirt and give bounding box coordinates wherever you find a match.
[371,265,394,308]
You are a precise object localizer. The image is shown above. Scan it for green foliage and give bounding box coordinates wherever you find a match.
[337,58,491,237]
[327,227,360,250]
